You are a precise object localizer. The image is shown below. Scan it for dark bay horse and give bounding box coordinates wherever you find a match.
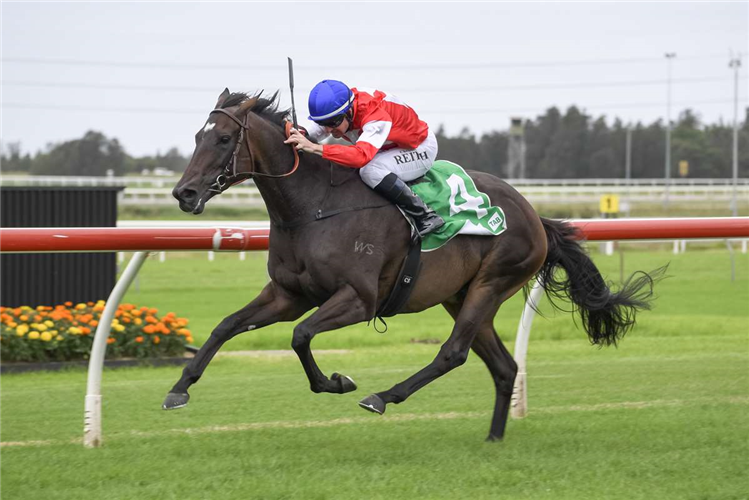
[166,89,661,441]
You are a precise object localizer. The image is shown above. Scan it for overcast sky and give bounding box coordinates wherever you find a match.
[2,1,747,158]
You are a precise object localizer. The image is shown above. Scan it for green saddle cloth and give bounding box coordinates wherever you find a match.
[410,160,507,252]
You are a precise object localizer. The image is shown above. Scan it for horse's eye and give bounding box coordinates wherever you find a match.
[220,135,231,144]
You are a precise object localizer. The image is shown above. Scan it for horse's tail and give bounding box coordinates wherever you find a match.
[535,217,666,347]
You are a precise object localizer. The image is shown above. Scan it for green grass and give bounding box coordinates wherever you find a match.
[116,200,747,221]
[114,246,748,351]
[118,204,270,221]
[1,247,748,500]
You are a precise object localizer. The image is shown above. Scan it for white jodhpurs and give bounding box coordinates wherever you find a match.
[358,130,438,188]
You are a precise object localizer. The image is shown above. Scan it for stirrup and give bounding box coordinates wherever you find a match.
[415,213,445,237]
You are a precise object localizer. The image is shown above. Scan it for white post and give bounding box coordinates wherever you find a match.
[208,251,215,262]
[84,251,149,448]
[511,279,545,419]
[742,239,747,254]
[605,241,615,256]
[239,251,246,261]
[673,240,680,254]
[159,252,166,263]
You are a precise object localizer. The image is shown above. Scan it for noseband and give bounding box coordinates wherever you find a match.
[207,108,300,194]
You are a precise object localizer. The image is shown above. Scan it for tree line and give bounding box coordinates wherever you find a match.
[2,131,189,177]
[2,106,747,179]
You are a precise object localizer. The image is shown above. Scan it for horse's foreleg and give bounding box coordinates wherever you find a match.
[291,284,370,394]
[359,285,497,415]
[163,282,311,410]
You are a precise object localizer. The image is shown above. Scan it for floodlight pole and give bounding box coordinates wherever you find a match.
[729,54,742,217]
[664,52,676,211]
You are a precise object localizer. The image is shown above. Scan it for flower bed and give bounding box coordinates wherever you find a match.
[0,301,194,363]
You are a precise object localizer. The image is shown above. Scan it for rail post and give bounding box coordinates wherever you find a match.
[83,251,149,448]
[511,279,545,419]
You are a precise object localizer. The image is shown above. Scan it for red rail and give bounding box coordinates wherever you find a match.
[0,218,747,253]
[570,217,749,241]
[0,227,270,253]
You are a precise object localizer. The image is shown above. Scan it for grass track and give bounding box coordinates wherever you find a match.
[1,247,747,499]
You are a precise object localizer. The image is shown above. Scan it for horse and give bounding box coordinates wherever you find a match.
[166,88,662,441]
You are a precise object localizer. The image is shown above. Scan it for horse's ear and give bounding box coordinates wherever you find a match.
[236,97,258,116]
[215,88,231,108]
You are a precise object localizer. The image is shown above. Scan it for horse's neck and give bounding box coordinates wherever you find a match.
[253,147,363,224]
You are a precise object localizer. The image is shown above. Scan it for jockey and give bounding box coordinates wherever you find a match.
[284,79,445,237]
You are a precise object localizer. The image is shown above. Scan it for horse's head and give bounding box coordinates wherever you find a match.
[173,89,262,214]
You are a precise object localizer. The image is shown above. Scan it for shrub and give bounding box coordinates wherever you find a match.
[0,301,193,363]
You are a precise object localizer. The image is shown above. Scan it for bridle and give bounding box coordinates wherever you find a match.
[207,108,300,194]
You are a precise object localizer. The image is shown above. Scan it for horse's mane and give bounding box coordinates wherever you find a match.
[221,91,289,126]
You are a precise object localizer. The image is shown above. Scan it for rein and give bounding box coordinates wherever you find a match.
[206,106,388,229]
[208,109,300,193]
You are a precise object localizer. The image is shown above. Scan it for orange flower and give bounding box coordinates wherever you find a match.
[148,308,158,315]
[106,337,115,344]
[153,336,161,345]
[131,310,142,317]
[34,315,42,322]
[87,301,94,306]
[143,325,156,334]
[177,328,191,336]
[19,315,28,322]
[64,301,73,307]
[90,320,98,327]
[145,316,157,324]
[121,317,131,324]
[81,327,91,335]
[135,336,144,343]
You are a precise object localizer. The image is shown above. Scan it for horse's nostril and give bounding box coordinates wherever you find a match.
[174,187,197,203]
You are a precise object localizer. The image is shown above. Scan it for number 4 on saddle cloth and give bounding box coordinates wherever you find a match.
[374,161,507,323]
[410,160,508,251]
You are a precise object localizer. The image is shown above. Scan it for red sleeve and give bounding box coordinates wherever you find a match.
[321,105,393,168]
[321,142,379,168]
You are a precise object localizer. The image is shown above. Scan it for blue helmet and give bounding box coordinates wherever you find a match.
[308,80,354,122]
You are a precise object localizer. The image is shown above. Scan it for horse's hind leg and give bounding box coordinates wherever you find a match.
[471,324,518,441]
[162,282,311,410]
[445,301,517,441]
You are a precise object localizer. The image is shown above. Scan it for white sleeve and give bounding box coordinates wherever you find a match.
[357,120,392,150]
[303,120,328,142]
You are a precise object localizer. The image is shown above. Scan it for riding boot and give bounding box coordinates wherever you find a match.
[374,173,445,237]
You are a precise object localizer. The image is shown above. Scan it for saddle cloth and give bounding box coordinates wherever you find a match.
[409,160,507,251]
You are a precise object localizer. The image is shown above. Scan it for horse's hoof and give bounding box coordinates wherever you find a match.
[331,372,357,393]
[162,392,190,410]
[358,394,386,415]
[485,434,503,443]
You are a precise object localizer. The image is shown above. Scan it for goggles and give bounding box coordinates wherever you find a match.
[315,114,346,129]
